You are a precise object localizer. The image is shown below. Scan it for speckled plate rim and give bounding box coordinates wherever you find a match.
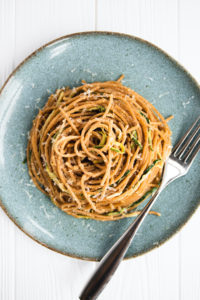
[0,31,199,262]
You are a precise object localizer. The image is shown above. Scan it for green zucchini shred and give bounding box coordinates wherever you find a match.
[129,187,158,208]
[52,131,59,140]
[22,157,27,164]
[131,130,143,149]
[110,142,125,154]
[89,106,106,112]
[94,128,107,149]
[77,214,91,219]
[143,159,161,175]
[148,129,153,151]
[116,170,130,185]
[106,208,126,216]
[140,111,150,124]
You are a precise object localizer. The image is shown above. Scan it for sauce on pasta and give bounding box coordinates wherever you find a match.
[27,76,172,220]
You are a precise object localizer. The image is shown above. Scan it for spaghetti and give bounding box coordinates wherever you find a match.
[27,76,172,221]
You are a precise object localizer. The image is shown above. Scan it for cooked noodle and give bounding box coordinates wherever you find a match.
[27,76,172,221]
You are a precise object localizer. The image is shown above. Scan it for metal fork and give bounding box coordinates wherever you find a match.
[79,116,200,300]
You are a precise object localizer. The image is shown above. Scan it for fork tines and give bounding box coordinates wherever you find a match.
[172,116,200,163]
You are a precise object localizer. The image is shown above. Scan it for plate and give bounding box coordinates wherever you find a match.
[0,32,199,261]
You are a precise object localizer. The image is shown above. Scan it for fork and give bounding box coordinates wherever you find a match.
[79,116,200,300]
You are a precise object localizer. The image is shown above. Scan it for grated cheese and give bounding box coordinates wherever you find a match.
[158,92,170,98]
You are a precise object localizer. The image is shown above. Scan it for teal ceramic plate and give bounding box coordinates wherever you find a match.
[0,32,199,261]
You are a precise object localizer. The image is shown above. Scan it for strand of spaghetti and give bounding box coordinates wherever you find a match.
[81,175,102,213]
[102,94,113,118]
[166,115,174,122]
[59,107,79,135]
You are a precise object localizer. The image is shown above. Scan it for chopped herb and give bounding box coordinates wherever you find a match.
[140,111,150,124]
[89,106,105,112]
[131,130,143,149]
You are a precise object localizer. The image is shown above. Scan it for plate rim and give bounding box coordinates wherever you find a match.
[0,31,199,261]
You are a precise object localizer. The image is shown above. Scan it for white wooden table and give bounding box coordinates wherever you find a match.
[0,1,200,299]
